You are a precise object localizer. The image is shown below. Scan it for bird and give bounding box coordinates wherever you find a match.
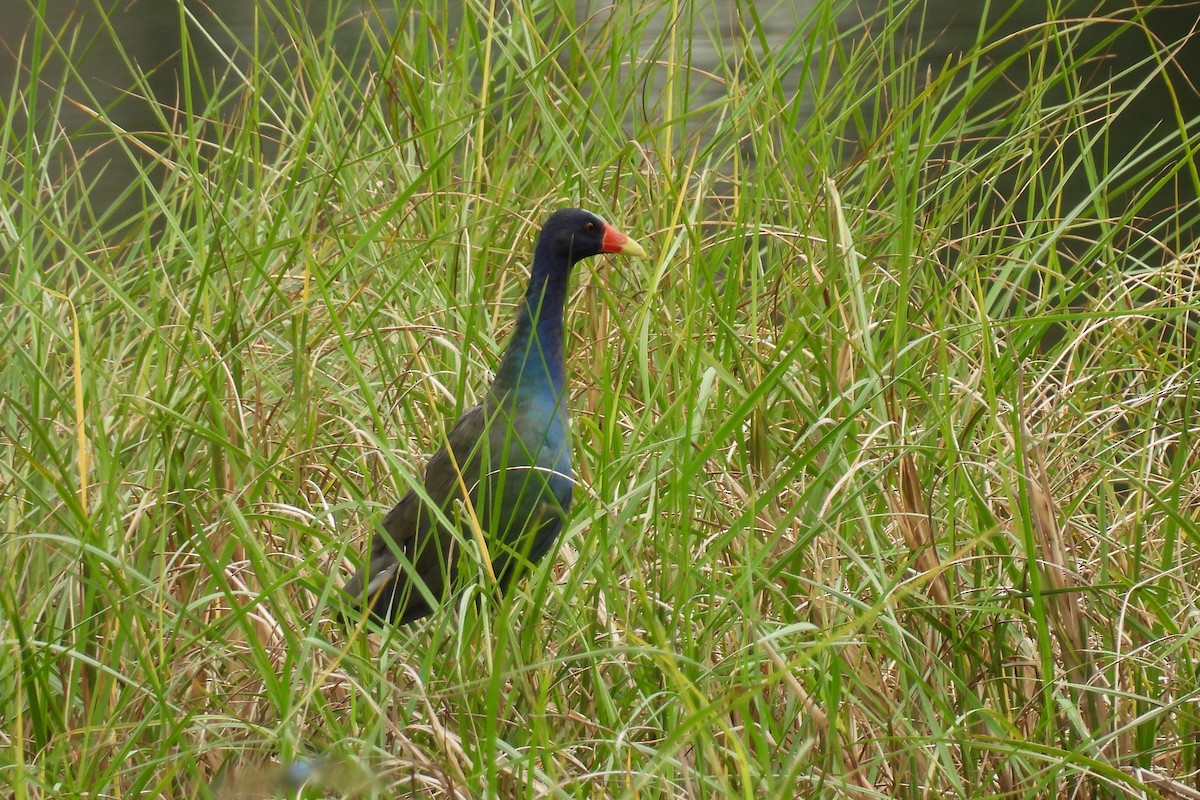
[342,208,647,625]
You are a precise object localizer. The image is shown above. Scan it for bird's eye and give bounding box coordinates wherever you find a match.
[584,222,596,234]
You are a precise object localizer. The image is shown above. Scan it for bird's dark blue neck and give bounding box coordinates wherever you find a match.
[492,246,570,398]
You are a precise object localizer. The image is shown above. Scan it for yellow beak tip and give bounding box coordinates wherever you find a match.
[619,238,648,259]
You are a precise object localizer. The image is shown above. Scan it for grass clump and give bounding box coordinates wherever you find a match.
[2,0,1199,797]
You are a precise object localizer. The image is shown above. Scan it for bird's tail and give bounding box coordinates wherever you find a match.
[341,547,438,625]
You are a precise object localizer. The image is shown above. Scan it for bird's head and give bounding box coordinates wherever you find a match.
[537,208,647,265]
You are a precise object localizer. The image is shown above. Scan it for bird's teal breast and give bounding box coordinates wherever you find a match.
[511,393,570,466]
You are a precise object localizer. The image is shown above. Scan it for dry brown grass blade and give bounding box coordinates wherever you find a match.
[891,454,951,607]
[836,340,854,398]
[759,636,873,794]
[1125,768,1200,800]
[1026,450,1084,658]
[1025,443,1109,735]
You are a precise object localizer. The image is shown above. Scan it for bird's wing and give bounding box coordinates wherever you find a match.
[421,401,490,512]
[342,402,489,606]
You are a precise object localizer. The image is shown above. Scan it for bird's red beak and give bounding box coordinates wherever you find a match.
[601,224,648,258]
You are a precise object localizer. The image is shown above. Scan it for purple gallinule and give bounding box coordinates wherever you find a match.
[343,208,646,624]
